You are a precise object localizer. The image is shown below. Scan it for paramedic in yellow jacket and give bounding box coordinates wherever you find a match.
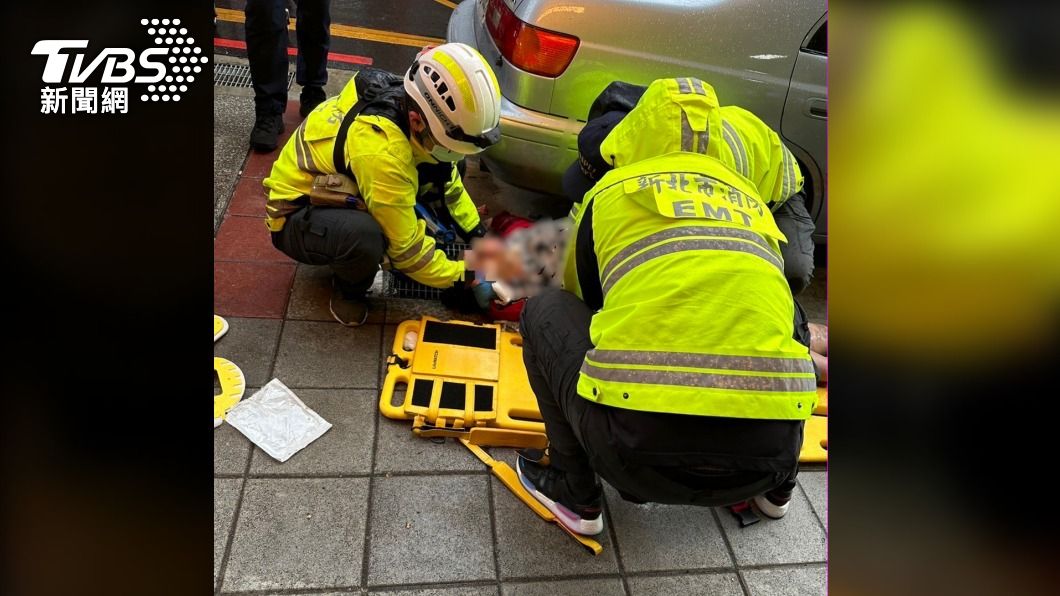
[564,79,815,295]
[263,43,501,325]
[511,79,818,536]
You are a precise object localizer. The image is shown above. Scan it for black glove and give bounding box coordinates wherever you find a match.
[439,279,482,314]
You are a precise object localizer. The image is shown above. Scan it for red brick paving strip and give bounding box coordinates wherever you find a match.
[215,101,306,318]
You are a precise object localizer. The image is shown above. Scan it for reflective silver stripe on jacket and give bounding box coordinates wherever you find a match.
[680,110,709,154]
[721,120,749,178]
[400,249,435,274]
[391,239,425,263]
[586,349,815,375]
[780,145,795,199]
[294,126,320,173]
[601,237,783,295]
[601,226,780,287]
[581,362,817,393]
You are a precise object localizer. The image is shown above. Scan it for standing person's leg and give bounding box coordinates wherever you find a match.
[295,0,331,117]
[245,0,289,151]
[774,192,816,296]
[271,206,385,325]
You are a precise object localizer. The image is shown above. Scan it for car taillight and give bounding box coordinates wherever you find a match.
[485,0,579,78]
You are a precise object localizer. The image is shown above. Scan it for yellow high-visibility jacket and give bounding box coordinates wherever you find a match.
[263,70,480,288]
[600,77,804,210]
[564,151,817,420]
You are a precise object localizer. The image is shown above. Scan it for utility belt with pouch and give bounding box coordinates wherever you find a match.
[308,173,367,210]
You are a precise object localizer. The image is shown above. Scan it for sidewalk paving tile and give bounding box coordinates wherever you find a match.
[373,587,498,596]
[214,478,242,584]
[287,265,386,324]
[490,470,619,579]
[374,419,484,473]
[272,321,382,389]
[226,175,268,218]
[386,297,468,325]
[367,475,495,586]
[214,420,253,475]
[379,325,399,381]
[603,484,731,572]
[799,471,828,530]
[215,261,296,319]
[718,490,827,565]
[215,215,293,263]
[502,578,625,596]
[213,317,282,386]
[743,566,827,596]
[254,589,358,593]
[249,389,377,475]
[242,150,280,179]
[222,478,369,591]
[627,572,743,596]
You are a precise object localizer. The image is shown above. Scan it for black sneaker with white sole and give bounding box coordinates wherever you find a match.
[516,455,603,536]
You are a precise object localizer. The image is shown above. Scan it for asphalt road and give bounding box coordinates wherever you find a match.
[214,0,466,73]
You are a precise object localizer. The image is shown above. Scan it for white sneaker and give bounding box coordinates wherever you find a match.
[752,494,790,519]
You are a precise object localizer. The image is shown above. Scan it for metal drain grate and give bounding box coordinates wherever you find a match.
[213,62,294,89]
[382,242,470,300]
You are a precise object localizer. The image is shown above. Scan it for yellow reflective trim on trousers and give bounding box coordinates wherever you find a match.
[601,226,780,286]
[602,237,783,295]
[581,362,817,393]
[721,120,749,177]
[586,349,814,375]
[391,239,425,263]
[400,249,436,275]
[433,49,476,112]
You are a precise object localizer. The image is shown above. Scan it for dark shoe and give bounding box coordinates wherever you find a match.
[249,112,285,153]
[299,86,327,118]
[516,454,603,535]
[329,280,369,327]
[753,484,794,519]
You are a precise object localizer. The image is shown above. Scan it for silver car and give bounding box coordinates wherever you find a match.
[448,0,828,241]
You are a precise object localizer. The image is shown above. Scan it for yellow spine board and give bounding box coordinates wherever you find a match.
[380,317,827,461]
[380,317,546,448]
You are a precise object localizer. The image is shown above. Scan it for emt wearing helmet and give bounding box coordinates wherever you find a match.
[262,43,502,325]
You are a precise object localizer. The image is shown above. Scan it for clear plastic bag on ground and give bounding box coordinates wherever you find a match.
[225,379,332,462]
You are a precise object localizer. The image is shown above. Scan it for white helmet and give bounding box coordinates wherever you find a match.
[405,43,502,160]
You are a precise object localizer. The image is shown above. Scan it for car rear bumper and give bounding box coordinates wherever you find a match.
[448,0,582,196]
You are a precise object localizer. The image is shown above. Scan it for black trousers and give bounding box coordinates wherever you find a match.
[271,206,385,298]
[774,192,816,296]
[245,0,331,115]
[520,289,802,506]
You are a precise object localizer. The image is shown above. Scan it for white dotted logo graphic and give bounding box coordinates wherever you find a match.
[138,18,207,103]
